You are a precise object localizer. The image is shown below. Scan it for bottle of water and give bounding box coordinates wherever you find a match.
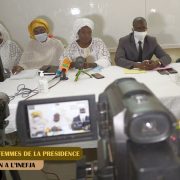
[38,71,48,93]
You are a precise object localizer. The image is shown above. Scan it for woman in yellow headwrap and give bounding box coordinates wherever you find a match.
[28,18,50,40]
[12,18,64,74]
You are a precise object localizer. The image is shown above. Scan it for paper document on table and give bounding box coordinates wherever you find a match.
[10,69,38,80]
[123,68,146,74]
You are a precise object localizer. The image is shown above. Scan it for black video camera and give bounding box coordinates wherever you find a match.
[15,78,180,180]
[95,78,180,180]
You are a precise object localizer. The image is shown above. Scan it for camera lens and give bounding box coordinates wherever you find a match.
[141,120,159,134]
[128,113,172,143]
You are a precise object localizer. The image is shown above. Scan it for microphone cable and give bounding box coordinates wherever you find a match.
[9,84,38,101]
[25,78,61,100]
[9,77,62,101]
[48,79,61,89]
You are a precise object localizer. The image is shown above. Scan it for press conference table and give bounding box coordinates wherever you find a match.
[1,64,180,147]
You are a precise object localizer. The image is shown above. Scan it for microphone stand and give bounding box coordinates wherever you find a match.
[60,70,68,80]
[75,68,92,82]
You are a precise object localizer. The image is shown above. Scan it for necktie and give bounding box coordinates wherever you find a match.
[138,41,143,61]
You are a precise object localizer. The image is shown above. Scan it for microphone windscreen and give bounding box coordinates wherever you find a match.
[75,56,85,69]
[60,57,71,73]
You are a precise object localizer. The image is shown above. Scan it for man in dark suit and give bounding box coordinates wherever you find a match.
[115,17,171,70]
[71,108,90,130]
[71,115,90,130]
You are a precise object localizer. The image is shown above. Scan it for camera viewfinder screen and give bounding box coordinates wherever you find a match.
[27,100,90,138]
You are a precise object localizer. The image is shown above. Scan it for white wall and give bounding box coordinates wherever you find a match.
[146,0,180,48]
[0,0,145,50]
[1,0,180,50]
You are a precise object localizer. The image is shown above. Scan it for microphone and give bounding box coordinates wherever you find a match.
[60,57,71,73]
[75,56,85,70]
[59,57,71,80]
[52,69,62,80]
[52,58,72,80]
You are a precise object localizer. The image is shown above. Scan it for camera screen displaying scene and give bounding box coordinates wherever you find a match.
[27,100,90,138]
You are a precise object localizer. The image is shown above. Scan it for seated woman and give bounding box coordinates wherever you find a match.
[0,23,22,72]
[12,18,64,74]
[60,18,111,68]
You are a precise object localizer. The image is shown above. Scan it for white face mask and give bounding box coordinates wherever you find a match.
[134,31,147,41]
[34,33,48,43]
[33,117,40,123]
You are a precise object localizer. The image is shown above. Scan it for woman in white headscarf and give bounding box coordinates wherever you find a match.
[60,18,111,68]
[12,18,64,74]
[0,23,22,71]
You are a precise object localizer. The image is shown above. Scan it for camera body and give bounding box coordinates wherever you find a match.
[15,78,180,179]
[96,78,180,180]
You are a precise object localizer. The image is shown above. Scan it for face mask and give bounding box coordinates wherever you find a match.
[33,117,40,123]
[134,31,147,41]
[34,33,48,43]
